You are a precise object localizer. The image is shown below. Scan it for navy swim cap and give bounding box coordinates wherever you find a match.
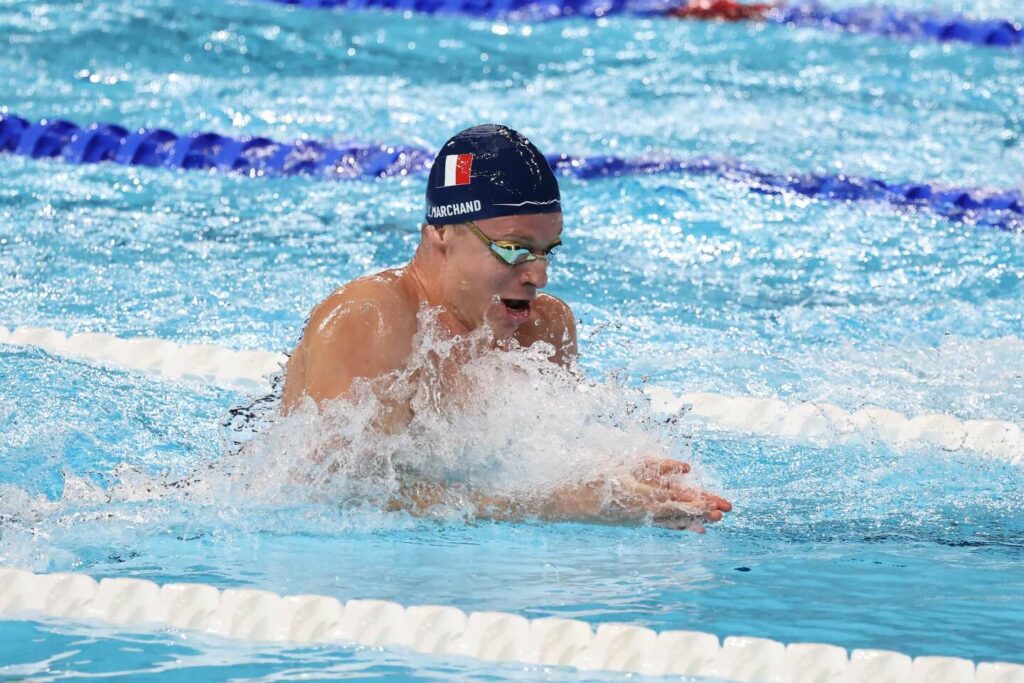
[425,124,561,225]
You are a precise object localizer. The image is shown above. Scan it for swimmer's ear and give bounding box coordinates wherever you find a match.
[421,223,448,253]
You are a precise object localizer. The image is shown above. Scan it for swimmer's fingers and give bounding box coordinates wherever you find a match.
[687,489,732,513]
[609,477,729,530]
[614,480,667,509]
[627,466,733,517]
[653,494,729,527]
[609,479,685,519]
[632,458,690,484]
[656,459,690,476]
[664,483,732,513]
[630,481,724,515]
[708,494,732,512]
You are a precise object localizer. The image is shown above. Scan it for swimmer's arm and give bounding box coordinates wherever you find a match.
[389,482,527,520]
[390,460,731,532]
[281,283,413,412]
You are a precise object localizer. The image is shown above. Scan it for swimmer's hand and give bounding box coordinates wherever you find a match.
[546,458,732,533]
[389,458,732,533]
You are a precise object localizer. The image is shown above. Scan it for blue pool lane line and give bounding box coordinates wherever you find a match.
[0,116,435,180]
[1,113,1021,231]
[266,0,1023,50]
[774,3,1022,48]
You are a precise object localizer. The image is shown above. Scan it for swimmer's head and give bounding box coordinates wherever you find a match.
[417,125,563,337]
[424,124,561,226]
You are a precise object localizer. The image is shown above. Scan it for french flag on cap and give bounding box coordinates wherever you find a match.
[439,153,473,187]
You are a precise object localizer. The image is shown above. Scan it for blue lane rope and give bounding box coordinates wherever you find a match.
[1,113,1020,231]
[0,115,434,180]
[774,3,1022,48]
[265,0,1023,50]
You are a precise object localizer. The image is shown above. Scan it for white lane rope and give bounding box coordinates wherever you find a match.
[646,387,1024,464]
[0,568,1021,682]
[2,325,1022,463]
[0,325,283,393]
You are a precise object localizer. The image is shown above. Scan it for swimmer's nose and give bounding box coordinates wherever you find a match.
[520,258,548,289]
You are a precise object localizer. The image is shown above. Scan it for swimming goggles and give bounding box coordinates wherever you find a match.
[462,220,561,266]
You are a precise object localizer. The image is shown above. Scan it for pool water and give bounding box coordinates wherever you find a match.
[2,0,1023,679]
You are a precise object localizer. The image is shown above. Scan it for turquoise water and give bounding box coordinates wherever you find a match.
[2,0,1024,680]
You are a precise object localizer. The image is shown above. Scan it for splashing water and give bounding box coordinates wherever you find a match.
[204,309,701,517]
[0,309,709,564]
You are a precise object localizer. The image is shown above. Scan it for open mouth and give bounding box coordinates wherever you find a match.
[502,299,530,311]
[500,298,532,320]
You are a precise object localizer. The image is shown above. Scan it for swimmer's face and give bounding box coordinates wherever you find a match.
[438,212,563,336]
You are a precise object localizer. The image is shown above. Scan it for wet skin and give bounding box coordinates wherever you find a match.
[281,212,732,531]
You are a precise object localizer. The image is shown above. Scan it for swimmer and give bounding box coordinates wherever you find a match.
[669,0,779,21]
[280,124,732,532]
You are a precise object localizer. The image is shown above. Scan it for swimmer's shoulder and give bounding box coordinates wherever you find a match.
[518,293,578,365]
[531,293,574,321]
[284,270,419,408]
[306,269,419,341]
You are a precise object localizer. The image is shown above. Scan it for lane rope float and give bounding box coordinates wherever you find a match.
[2,113,1021,232]
[3,325,1021,463]
[264,0,1024,50]
[1,568,1022,681]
